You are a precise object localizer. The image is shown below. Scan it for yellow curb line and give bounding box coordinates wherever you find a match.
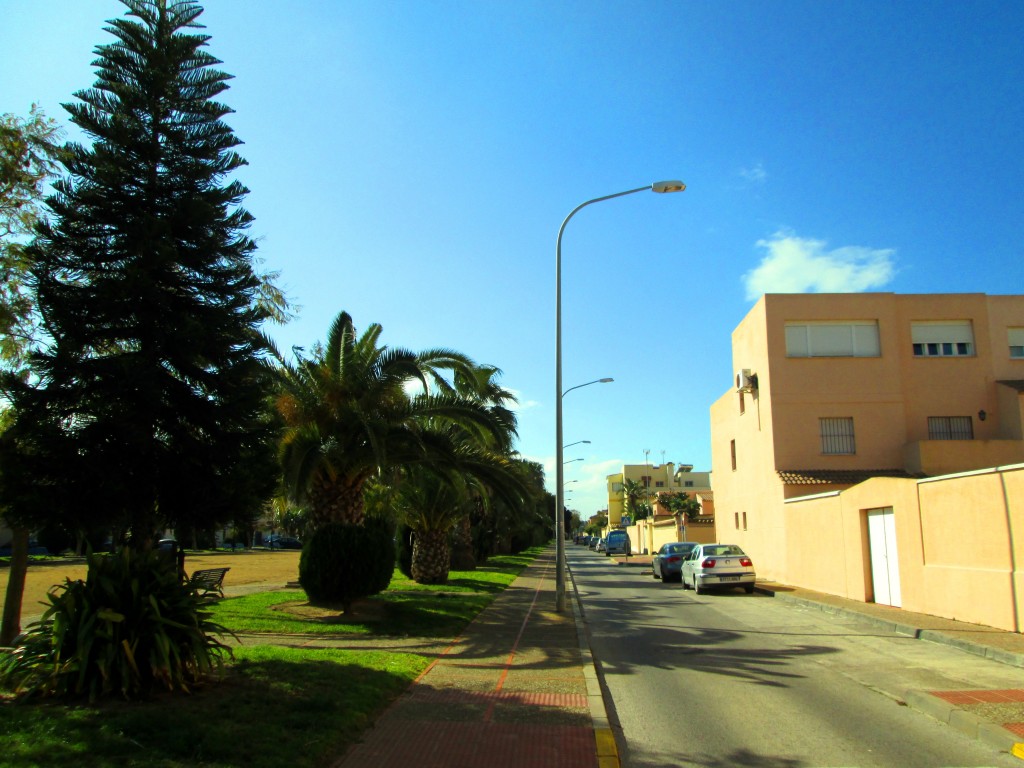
[595,727,620,767]
[1012,743,1024,760]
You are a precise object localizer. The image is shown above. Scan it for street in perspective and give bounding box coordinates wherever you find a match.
[568,545,1024,768]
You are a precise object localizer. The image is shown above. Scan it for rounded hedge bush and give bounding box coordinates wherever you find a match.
[299,518,395,611]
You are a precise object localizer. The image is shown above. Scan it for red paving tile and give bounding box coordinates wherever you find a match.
[340,720,598,768]
[1003,722,1024,737]
[931,689,1024,704]
[411,689,589,707]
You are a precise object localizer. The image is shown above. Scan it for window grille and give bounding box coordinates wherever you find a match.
[928,416,973,440]
[820,417,856,454]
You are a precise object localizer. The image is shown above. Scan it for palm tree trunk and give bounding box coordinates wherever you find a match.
[449,512,476,571]
[310,476,365,528]
[0,526,29,646]
[411,529,450,585]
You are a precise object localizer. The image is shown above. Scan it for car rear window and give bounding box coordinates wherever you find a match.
[705,545,745,556]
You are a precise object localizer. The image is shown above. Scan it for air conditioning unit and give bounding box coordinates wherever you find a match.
[735,369,757,392]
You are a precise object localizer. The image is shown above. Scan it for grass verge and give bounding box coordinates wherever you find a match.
[1,645,427,768]
[209,548,541,637]
[0,546,543,767]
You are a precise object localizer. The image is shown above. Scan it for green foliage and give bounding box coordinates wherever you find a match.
[622,479,650,520]
[0,105,62,373]
[1,0,282,544]
[0,548,232,701]
[273,310,518,528]
[298,520,395,611]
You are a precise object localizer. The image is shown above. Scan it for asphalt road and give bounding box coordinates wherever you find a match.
[568,546,1024,768]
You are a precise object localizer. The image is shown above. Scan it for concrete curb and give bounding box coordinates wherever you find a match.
[903,689,1021,754]
[755,586,1024,669]
[757,585,1024,759]
[568,563,620,768]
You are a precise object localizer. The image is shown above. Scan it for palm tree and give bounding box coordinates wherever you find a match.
[622,479,649,521]
[395,444,527,584]
[273,311,512,528]
[447,365,518,569]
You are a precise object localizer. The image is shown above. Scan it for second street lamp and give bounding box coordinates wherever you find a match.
[554,180,686,612]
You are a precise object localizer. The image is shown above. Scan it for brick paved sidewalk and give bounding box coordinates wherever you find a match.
[332,548,606,768]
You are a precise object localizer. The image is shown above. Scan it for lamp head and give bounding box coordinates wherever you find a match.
[652,180,686,193]
[598,377,614,383]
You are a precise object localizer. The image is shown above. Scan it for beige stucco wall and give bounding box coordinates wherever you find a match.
[781,467,1024,632]
[711,292,1024,592]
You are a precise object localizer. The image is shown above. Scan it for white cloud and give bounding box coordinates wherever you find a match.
[739,162,767,184]
[743,232,896,301]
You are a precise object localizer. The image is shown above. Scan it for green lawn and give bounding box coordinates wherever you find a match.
[211,551,539,637]
[1,645,426,768]
[0,547,542,768]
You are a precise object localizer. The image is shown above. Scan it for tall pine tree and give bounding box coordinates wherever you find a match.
[3,0,277,548]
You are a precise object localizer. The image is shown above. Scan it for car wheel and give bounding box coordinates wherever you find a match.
[694,576,704,595]
[744,584,755,594]
[652,567,660,580]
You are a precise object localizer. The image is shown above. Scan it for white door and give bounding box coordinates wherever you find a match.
[867,508,901,607]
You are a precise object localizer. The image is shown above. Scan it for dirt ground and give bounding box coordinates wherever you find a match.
[0,549,302,624]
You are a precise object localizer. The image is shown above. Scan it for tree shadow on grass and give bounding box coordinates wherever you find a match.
[0,648,423,768]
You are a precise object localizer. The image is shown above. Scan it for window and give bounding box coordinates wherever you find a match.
[655,481,664,488]
[730,440,737,470]
[734,512,740,529]
[684,481,694,487]
[1010,328,1024,359]
[739,391,745,414]
[911,321,974,357]
[742,511,748,531]
[928,416,974,440]
[786,322,880,357]
[820,417,856,455]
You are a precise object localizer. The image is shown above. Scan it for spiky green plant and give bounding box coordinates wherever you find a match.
[0,548,232,701]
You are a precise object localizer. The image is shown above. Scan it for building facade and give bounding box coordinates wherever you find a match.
[710,293,1024,622]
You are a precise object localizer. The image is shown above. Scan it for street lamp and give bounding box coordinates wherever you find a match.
[564,378,613,397]
[564,440,591,449]
[564,457,584,465]
[554,180,686,612]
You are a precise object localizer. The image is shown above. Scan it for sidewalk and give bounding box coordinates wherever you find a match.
[332,547,612,768]
[613,552,1024,756]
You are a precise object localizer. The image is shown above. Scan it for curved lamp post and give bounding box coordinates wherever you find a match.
[554,180,686,612]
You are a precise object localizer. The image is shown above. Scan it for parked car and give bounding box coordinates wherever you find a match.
[268,535,302,550]
[595,538,607,553]
[681,543,756,594]
[579,535,592,547]
[651,541,698,582]
[604,530,631,556]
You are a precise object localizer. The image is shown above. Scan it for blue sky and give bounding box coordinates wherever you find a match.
[4,1,1023,517]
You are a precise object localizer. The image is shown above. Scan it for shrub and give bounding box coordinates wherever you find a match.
[299,519,394,612]
[0,548,232,701]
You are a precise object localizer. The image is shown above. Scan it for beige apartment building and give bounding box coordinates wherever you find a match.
[606,462,710,527]
[710,293,1024,630]
[606,463,713,553]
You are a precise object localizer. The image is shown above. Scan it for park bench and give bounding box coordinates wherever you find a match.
[189,567,230,597]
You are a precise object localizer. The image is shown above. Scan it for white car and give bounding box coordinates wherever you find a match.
[681,543,756,594]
